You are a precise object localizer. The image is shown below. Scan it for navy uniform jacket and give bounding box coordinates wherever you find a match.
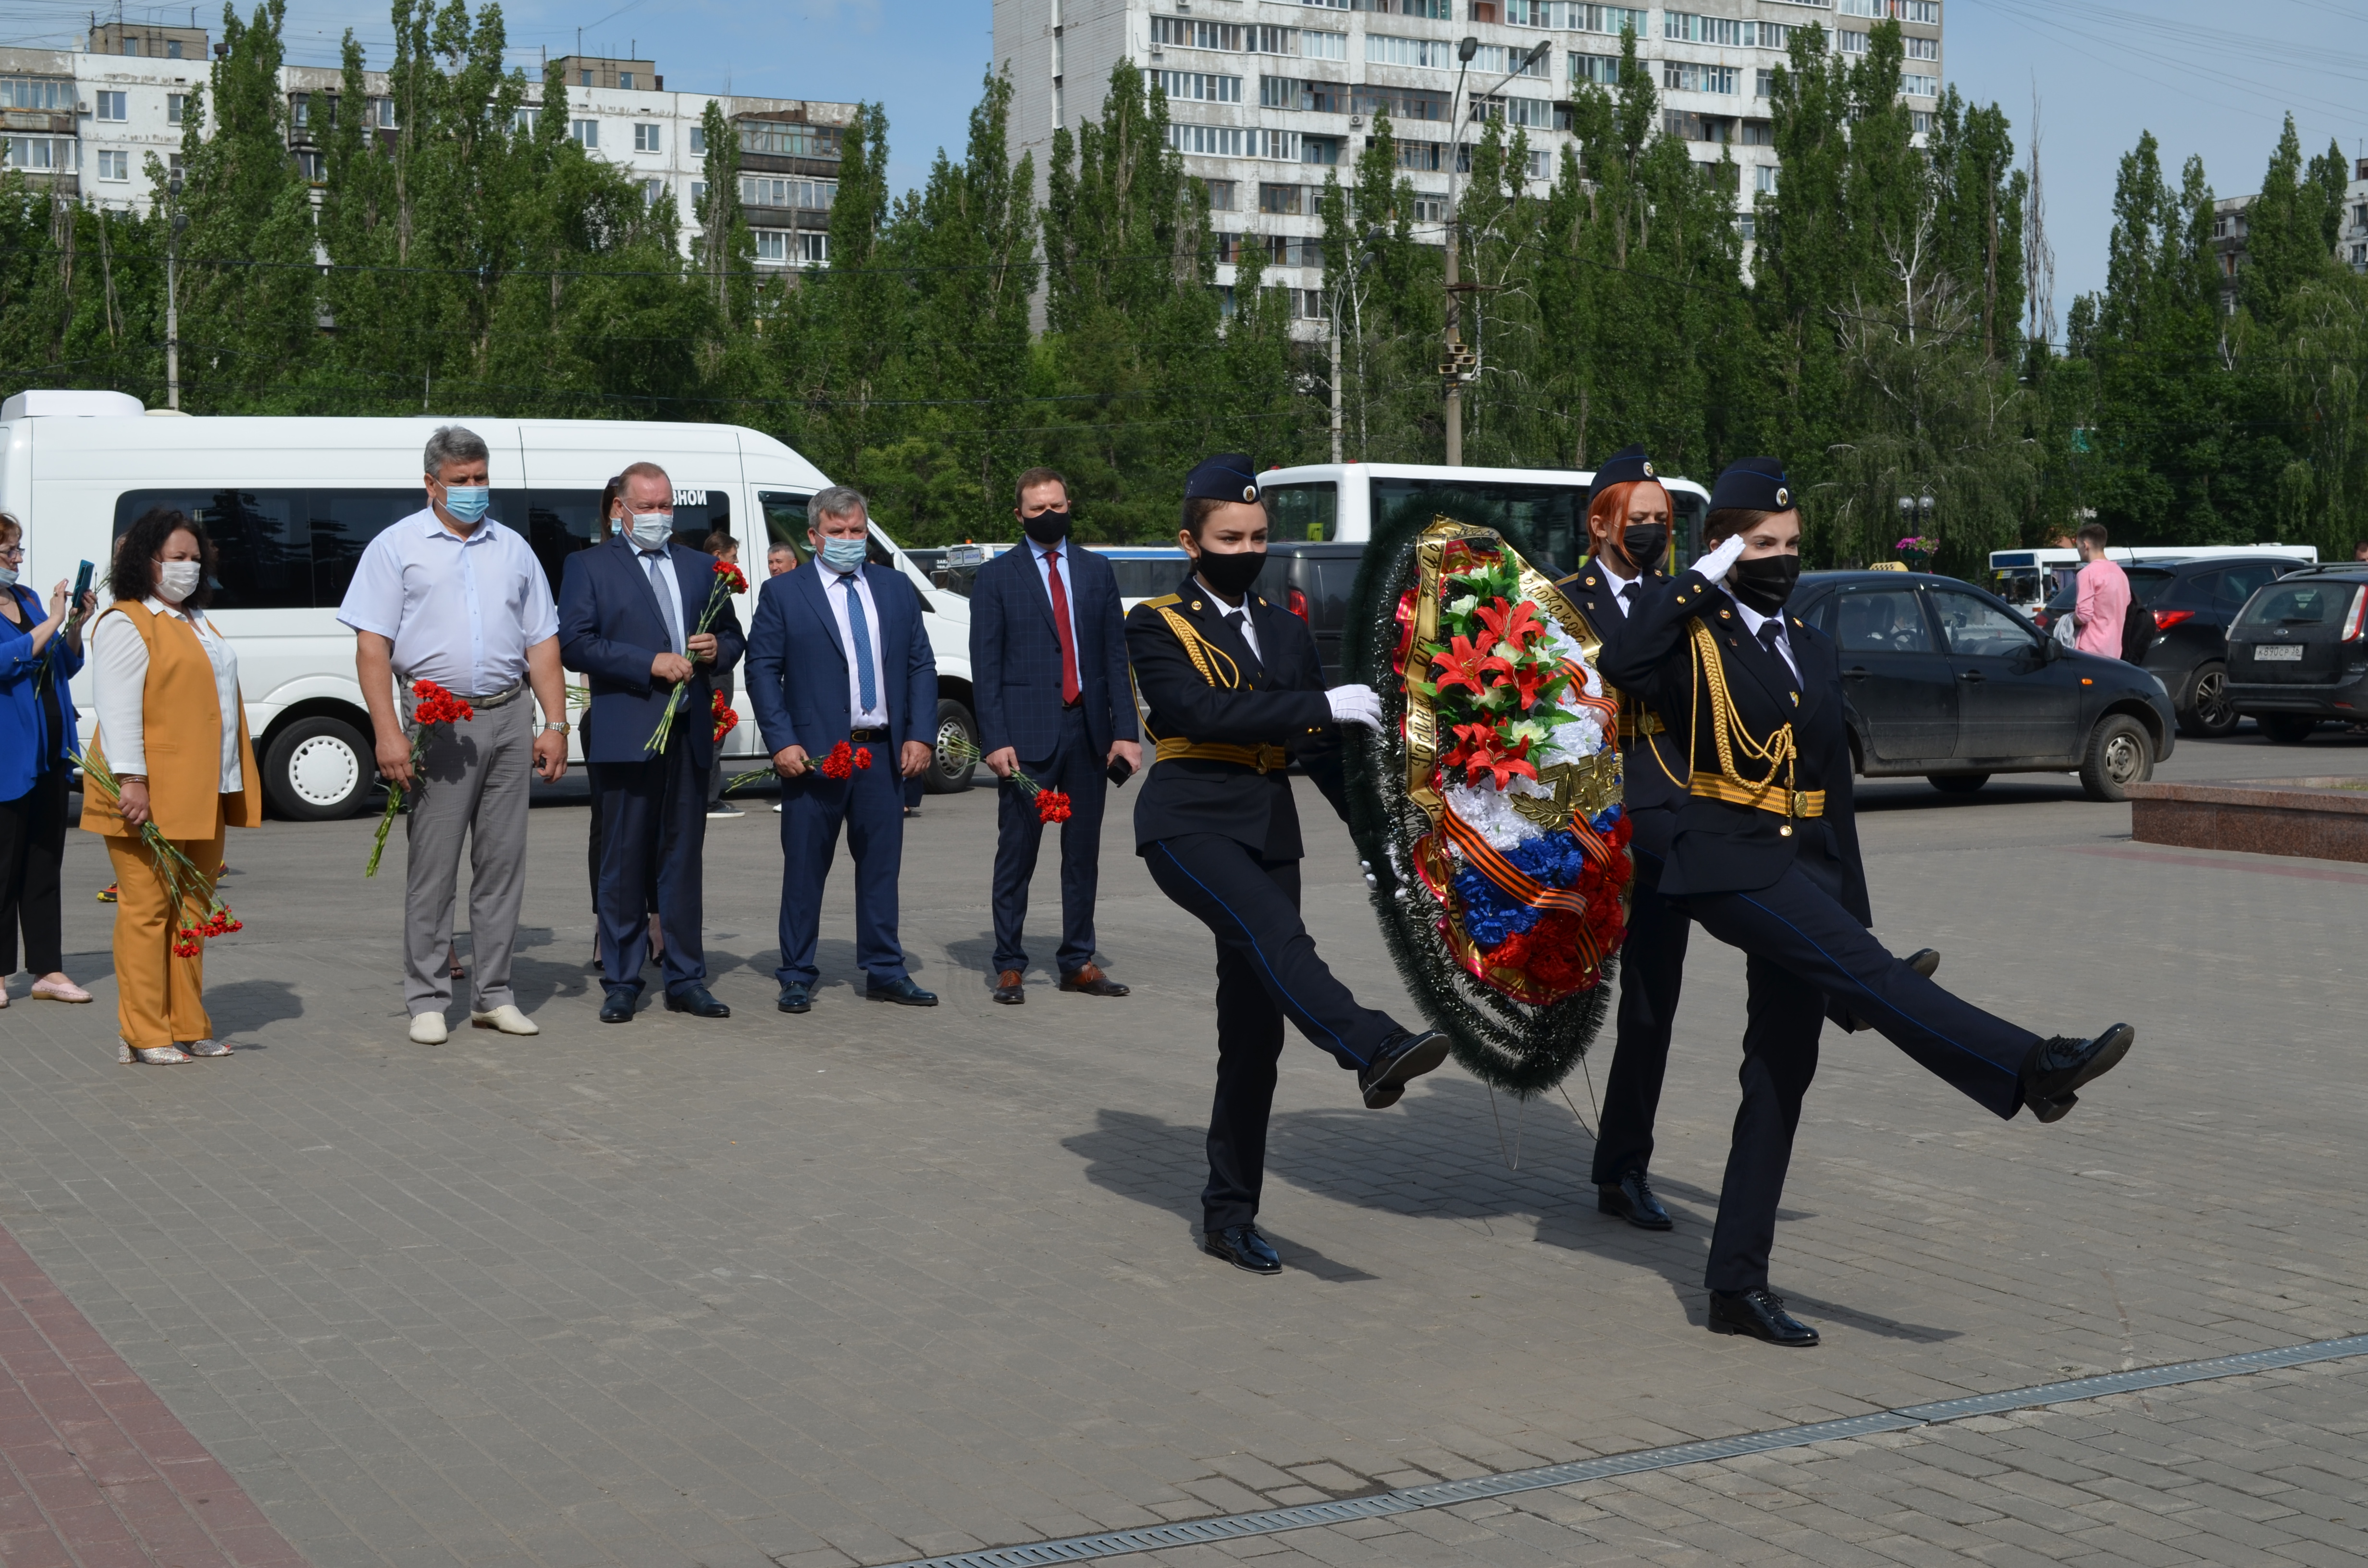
[1599,563,1870,923]
[1126,576,1347,861]
[1555,559,1690,819]
[558,536,746,770]
[969,540,1137,763]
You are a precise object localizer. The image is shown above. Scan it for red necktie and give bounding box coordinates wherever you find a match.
[1045,547,1082,704]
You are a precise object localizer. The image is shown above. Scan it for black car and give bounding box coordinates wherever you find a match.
[1255,540,1368,682]
[1791,571,2177,801]
[2033,555,2298,736]
[2224,564,2368,743]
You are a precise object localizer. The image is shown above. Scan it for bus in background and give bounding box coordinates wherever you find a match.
[925,542,1193,614]
[1989,543,2318,617]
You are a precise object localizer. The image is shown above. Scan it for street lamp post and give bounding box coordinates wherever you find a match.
[1441,35,1549,466]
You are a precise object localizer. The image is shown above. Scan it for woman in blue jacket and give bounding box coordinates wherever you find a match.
[0,514,97,1007]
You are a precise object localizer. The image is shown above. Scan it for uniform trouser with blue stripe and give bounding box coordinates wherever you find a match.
[1146,834,1405,1232]
[1684,844,2037,1294]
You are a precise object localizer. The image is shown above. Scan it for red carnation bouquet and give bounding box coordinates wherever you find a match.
[816,739,876,779]
[711,690,739,746]
[73,746,241,956]
[364,680,474,877]
[646,560,748,753]
[937,735,1069,822]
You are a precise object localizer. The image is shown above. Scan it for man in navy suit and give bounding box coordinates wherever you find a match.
[558,461,745,1024]
[969,468,1141,1005]
[745,485,940,1013]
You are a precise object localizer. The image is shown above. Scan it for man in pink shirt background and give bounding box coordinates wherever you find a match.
[2073,522,2130,658]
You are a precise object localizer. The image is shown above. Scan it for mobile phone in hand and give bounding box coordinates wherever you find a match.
[69,560,95,623]
[1106,756,1136,787]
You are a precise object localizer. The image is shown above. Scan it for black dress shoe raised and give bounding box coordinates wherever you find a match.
[1202,1225,1283,1274]
[992,968,1025,1005]
[1838,948,1939,1033]
[866,976,938,1007]
[1598,1169,1674,1230]
[598,985,638,1024]
[776,981,811,1015]
[1708,1288,1820,1346]
[664,985,731,1018]
[1358,1027,1450,1109]
[2021,1022,2135,1122]
[1059,963,1130,997]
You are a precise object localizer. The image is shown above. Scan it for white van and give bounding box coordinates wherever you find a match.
[1254,460,1714,577]
[1988,543,2318,615]
[0,390,980,818]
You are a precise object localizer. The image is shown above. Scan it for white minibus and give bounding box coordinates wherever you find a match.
[0,390,981,818]
[1988,543,2319,616]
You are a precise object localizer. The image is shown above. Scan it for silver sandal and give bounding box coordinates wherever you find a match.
[182,1039,233,1058]
[119,1041,192,1065]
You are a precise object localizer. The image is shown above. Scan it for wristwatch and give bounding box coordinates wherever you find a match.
[540,722,570,734]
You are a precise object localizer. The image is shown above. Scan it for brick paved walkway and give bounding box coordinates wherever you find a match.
[0,731,2361,1567]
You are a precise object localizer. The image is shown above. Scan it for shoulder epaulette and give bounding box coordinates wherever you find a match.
[1139,593,1182,609]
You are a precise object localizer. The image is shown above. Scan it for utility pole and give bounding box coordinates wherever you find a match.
[1330,313,1343,464]
[1439,37,1544,466]
[165,166,184,411]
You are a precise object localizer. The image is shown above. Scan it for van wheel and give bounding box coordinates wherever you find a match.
[262,716,373,820]
[924,700,980,795]
[1928,773,1988,795]
[2257,713,2318,745]
[2078,714,2153,803]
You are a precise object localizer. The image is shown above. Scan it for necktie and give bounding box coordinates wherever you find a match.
[1620,583,1641,617]
[1044,547,1082,705]
[840,572,878,715]
[1758,619,1791,677]
[1225,610,1263,678]
[643,551,682,655]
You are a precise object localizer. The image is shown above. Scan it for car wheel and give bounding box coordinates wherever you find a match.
[2257,713,2319,746]
[2180,662,2240,738]
[262,715,374,820]
[2078,713,2153,803]
[1928,773,1988,795]
[924,699,980,794]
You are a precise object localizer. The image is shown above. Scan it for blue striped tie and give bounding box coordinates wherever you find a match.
[841,574,877,713]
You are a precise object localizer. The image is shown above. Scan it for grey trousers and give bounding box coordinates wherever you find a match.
[403,688,533,1017]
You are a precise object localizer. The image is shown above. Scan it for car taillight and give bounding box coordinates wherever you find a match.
[1288,587,1310,623]
[2343,586,2368,643]
[2151,609,2195,630]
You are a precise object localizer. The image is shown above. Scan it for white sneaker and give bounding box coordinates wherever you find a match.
[469,1004,540,1036]
[408,1012,450,1045]
[772,801,783,813]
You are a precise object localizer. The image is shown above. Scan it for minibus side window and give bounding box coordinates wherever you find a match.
[757,491,812,565]
[114,487,417,610]
[1263,481,1336,542]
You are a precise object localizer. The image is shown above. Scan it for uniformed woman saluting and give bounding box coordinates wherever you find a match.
[1130,454,1450,1277]
[1603,458,2137,1348]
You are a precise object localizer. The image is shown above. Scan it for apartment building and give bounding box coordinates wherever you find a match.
[993,0,1944,324]
[0,30,851,270]
[2212,158,2368,313]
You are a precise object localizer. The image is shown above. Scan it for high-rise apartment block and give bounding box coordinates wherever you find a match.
[0,31,850,270]
[995,0,1943,322]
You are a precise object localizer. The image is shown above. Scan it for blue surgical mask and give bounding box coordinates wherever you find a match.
[818,536,868,574]
[443,485,491,525]
[629,514,674,551]
[0,565,16,588]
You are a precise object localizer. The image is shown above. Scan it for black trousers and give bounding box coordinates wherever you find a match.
[1685,839,2038,1294]
[1590,807,1688,1186]
[990,704,1106,977]
[1145,834,1404,1232]
[0,765,68,977]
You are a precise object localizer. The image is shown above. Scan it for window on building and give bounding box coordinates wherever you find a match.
[297,149,325,183]
[1910,110,1933,134]
[1756,67,1775,98]
[1901,73,1938,97]
[290,93,309,128]
[736,122,843,158]
[1740,119,1773,146]
[1301,136,1339,165]
[1352,85,1449,121]
[642,177,664,203]
[1755,163,1778,194]
[1905,35,1938,60]
[1259,182,1304,215]
[740,175,838,209]
[1411,194,1446,223]
[1738,210,1756,241]
[1300,29,1346,59]
[619,71,635,89]
[755,230,788,263]
[513,107,538,136]
[689,125,706,154]
[2,137,64,170]
[1295,289,1328,321]
[0,77,73,111]
[1152,17,1246,50]
[799,232,827,265]
[2353,204,2367,229]
[1527,148,1552,180]
[1202,177,1238,210]
[1367,33,1457,68]
[97,148,129,181]
[690,180,706,210]
[580,70,592,87]
[1396,140,1447,172]
[167,38,183,58]
[1570,53,1618,87]
[1168,123,1249,156]
[1260,128,1300,161]
[122,37,139,55]
[1837,0,1885,13]
[96,90,128,122]
[571,119,598,148]
[1665,62,1739,96]
[634,122,660,151]
[1838,29,1868,54]
[167,93,186,124]
[1466,42,1549,77]
[2353,243,2367,266]
[1503,96,1552,130]
[1159,70,1244,103]
[377,97,395,128]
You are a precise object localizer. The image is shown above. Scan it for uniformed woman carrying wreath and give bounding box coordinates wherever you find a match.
[1130,454,1450,1276]
[1603,459,2136,1347]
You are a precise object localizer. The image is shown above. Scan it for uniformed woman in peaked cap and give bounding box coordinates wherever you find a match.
[1129,454,1450,1277]
[1602,458,2136,1348]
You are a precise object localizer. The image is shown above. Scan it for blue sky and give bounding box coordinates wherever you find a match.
[20,0,2366,319]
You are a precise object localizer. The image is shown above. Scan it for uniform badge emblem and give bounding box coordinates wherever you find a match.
[1241,484,1258,502]
[1775,486,1790,507]
[1641,461,1656,478]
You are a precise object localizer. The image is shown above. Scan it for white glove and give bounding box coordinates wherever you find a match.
[1326,683,1384,729]
[1696,532,1748,584]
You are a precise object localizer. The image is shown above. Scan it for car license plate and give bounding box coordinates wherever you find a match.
[2254,644,2303,662]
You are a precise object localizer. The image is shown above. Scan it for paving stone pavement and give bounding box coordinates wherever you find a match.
[0,730,2364,1568]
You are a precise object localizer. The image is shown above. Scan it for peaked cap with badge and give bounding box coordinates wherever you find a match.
[1708,457,1793,514]
[1586,442,1661,509]
[1183,452,1265,507]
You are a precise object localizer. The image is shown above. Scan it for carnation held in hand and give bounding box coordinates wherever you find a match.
[364,680,474,878]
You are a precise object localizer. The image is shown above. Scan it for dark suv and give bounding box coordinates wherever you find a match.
[2224,564,2368,743]
[2033,556,2298,737]
[1254,541,1368,682]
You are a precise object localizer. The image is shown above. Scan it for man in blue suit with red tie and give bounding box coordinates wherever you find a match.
[745,485,940,1013]
[969,468,1141,1005]
[557,461,744,1024]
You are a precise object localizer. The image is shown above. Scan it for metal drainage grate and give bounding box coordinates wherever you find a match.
[876,1331,2368,1568]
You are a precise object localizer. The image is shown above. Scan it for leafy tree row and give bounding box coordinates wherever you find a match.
[2,2,2363,564]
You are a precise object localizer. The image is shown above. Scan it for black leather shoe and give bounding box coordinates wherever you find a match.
[1598,1169,1674,1230]
[598,985,638,1024]
[664,985,730,1018]
[1202,1225,1283,1274]
[992,968,1025,1004]
[1059,963,1130,997]
[867,976,939,1007]
[1358,1027,1450,1109]
[776,982,811,1015]
[1708,1288,1820,1346]
[1838,948,1939,1033]
[2021,1023,2135,1122]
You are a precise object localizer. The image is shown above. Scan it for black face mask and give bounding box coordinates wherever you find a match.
[1619,524,1669,572]
[1193,547,1268,599]
[1729,553,1802,615]
[1022,507,1071,545]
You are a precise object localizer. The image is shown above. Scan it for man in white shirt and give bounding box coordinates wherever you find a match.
[338,426,569,1044]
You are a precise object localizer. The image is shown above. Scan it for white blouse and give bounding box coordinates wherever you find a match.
[90,598,244,791]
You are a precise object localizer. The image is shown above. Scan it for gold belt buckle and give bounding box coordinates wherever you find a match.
[1789,789,1808,819]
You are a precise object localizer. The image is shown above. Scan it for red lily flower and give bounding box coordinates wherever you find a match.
[1442,723,1541,789]
[1430,634,1513,698]
[1476,597,1546,655]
